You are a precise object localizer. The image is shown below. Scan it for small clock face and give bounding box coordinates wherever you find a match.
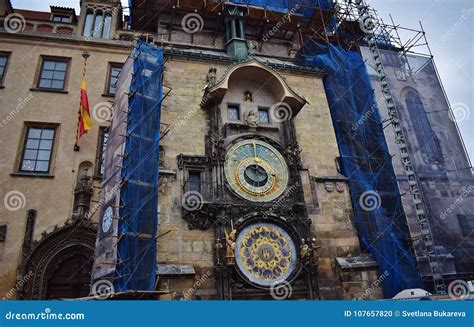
[102,206,113,234]
[235,223,297,287]
[224,139,289,202]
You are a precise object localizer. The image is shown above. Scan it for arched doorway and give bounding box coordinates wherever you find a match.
[17,223,96,300]
[45,247,93,299]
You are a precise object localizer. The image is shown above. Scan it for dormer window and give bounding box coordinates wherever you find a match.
[52,14,70,23]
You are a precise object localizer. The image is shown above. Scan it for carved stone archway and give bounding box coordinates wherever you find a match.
[17,222,96,300]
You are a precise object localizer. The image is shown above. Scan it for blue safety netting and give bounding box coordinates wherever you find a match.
[299,41,424,298]
[229,0,334,16]
[116,41,163,292]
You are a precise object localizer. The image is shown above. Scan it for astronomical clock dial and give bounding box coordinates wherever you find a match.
[102,206,113,234]
[224,139,289,202]
[235,223,297,287]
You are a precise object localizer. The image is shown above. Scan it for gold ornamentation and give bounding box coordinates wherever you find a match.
[235,223,296,286]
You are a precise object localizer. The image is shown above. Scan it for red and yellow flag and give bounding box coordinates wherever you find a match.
[78,77,92,138]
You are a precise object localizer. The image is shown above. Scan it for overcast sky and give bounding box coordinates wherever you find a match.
[11,0,474,161]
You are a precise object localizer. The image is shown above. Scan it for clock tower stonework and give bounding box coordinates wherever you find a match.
[156,59,382,300]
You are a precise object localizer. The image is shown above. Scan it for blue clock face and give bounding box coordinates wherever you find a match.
[224,139,289,202]
[102,206,113,233]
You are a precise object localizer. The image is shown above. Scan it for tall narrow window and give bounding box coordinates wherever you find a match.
[405,89,442,163]
[0,53,9,86]
[92,12,104,38]
[234,19,242,39]
[227,105,240,121]
[83,11,94,37]
[20,126,56,173]
[107,65,122,95]
[188,171,201,193]
[103,14,112,39]
[97,127,109,176]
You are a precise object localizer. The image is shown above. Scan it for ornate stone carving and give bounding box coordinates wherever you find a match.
[245,110,259,127]
[73,174,93,220]
[177,154,208,169]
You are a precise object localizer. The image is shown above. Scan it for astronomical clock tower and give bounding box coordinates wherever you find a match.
[180,59,321,300]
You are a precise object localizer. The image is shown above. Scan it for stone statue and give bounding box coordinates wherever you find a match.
[225,229,237,266]
[300,238,311,262]
[247,40,257,58]
[215,238,224,264]
[246,110,258,127]
[206,66,217,88]
[310,238,321,262]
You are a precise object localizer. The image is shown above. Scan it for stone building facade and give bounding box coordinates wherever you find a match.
[0,0,382,300]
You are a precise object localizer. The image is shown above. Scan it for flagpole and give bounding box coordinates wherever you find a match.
[74,50,90,151]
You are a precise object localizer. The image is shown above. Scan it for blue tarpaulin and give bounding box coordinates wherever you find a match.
[299,41,424,297]
[115,41,164,292]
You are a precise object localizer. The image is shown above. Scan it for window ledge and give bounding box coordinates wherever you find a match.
[30,88,68,94]
[11,172,54,178]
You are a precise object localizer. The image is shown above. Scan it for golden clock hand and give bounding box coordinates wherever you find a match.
[253,141,257,161]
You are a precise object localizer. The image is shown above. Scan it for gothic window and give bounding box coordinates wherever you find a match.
[93,12,104,38]
[404,89,442,163]
[84,10,112,39]
[83,11,94,37]
[103,14,112,39]
[20,125,56,174]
